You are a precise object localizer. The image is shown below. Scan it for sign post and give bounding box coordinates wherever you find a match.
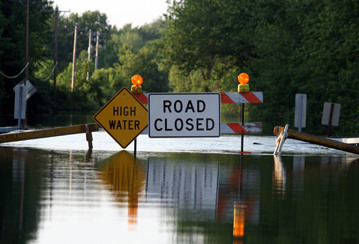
[322,102,341,137]
[294,94,307,132]
[148,93,221,138]
[93,87,148,149]
[13,79,37,128]
[14,85,26,127]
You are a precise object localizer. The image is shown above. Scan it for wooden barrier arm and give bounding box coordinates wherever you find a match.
[273,126,359,155]
[0,123,99,144]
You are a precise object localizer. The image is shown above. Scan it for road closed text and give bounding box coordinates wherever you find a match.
[148,93,220,138]
[155,117,215,131]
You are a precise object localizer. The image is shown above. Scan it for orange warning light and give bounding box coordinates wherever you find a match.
[233,204,245,238]
[131,75,143,86]
[131,75,143,94]
[238,73,249,85]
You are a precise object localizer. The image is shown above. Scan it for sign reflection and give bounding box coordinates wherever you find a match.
[98,151,146,227]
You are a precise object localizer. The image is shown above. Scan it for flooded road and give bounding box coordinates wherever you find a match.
[1,132,359,243]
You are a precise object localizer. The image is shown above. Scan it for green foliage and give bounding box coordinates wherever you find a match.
[159,0,359,136]
[3,0,359,136]
[0,1,53,114]
[56,10,111,72]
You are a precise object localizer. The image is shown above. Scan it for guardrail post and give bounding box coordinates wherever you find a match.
[86,124,93,150]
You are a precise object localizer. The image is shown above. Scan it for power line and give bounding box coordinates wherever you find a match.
[0,63,29,79]
[39,62,58,81]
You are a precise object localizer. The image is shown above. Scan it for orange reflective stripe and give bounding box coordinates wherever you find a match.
[227,123,247,133]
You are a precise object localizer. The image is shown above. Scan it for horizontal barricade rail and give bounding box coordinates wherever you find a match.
[134,91,263,135]
[141,122,262,135]
[134,92,263,104]
[0,123,99,145]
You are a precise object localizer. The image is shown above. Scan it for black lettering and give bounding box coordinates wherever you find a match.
[186,118,194,131]
[116,120,122,129]
[155,119,162,131]
[123,120,127,129]
[206,118,214,130]
[164,100,172,113]
[197,100,205,112]
[109,120,116,129]
[175,119,183,131]
[185,100,195,113]
[165,119,172,131]
[124,106,129,116]
[197,118,204,130]
[135,120,140,130]
[130,107,136,116]
[128,120,133,130]
[174,100,183,113]
[113,106,119,116]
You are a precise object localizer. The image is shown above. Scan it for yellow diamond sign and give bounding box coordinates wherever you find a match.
[93,87,148,148]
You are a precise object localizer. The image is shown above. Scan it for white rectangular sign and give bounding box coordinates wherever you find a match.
[322,102,341,126]
[294,93,307,128]
[148,93,221,138]
[14,85,26,119]
[13,79,37,100]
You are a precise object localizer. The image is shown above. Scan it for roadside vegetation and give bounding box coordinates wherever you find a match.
[1,0,358,136]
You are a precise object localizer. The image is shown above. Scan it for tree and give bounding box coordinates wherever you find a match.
[115,43,169,92]
[158,0,231,84]
[56,11,111,72]
[0,1,53,114]
[295,0,359,135]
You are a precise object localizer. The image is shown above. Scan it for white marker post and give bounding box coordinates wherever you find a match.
[14,85,26,128]
[295,94,307,132]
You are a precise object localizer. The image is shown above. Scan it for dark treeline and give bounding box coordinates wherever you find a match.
[0,1,169,116]
[1,0,358,136]
[158,0,359,136]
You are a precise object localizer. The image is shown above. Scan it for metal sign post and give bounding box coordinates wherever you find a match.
[14,85,26,127]
[322,102,341,137]
[13,79,37,129]
[241,103,244,153]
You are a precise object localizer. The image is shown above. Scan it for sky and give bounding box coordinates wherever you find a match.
[53,0,169,28]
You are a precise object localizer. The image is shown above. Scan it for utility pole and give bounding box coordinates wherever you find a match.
[87,29,92,80]
[65,24,87,92]
[25,0,29,84]
[95,32,99,70]
[53,6,58,92]
[42,6,70,113]
[10,0,48,128]
[95,32,106,71]
[71,23,78,92]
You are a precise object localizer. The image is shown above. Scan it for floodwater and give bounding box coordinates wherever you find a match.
[1,130,359,244]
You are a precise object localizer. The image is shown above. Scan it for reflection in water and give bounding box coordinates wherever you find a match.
[233,156,246,242]
[273,155,286,199]
[98,151,146,228]
[146,157,219,219]
[293,156,305,199]
[13,150,26,240]
[233,204,245,242]
[0,148,44,244]
[69,150,72,198]
[1,148,359,244]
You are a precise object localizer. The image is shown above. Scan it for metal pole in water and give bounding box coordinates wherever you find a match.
[273,126,359,155]
[134,139,137,158]
[241,103,244,153]
[327,103,334,137]
[298,95,303,132]
[18,86,22,128]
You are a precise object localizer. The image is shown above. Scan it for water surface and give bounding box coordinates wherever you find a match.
[1,138,358,244]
